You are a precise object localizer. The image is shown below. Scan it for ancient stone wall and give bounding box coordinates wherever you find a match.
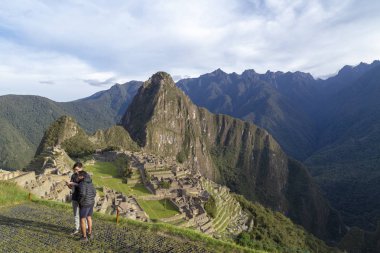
[9,172,36,187]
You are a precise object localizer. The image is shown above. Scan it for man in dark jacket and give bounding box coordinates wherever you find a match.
[77,170,96,241]
[66,162,85,235]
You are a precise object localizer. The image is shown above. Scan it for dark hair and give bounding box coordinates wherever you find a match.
[72,162,83,170]
[78,171,88,177]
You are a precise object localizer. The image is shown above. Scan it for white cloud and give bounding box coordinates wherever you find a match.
[0,39,122,101]
[0,0,379,100]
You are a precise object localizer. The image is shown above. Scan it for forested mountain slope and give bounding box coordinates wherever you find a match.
[0,81,140,169]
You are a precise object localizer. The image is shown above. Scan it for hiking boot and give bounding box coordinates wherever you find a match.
[88,233,94,240]
[70,229,80,236]
[79,236,88,242]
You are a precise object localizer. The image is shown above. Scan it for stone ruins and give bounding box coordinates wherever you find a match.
[1,148,250,238]
[95,186,148,222]
[0,167,71,202]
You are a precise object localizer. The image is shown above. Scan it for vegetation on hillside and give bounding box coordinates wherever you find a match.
[158,180,171,189]
[93,125,140,152]
[113,153,131,181]
[233,194,340,253]
[0,82,141,170]
[338,225,380,253]
[62,132,96,158]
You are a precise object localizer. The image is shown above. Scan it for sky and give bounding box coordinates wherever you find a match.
[0,0,379,101]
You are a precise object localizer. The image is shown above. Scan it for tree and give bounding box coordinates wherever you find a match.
[121,159,131,183]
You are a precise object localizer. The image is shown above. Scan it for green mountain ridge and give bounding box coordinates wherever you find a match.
[0,81,141,169]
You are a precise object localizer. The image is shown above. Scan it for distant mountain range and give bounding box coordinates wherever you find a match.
[1,61,380,233]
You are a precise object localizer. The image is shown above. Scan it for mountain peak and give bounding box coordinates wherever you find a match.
[241,69,257,79]
[122,72,189,148]
[337,61,380,76]
[144,71,176,89]
[210,68,226,76]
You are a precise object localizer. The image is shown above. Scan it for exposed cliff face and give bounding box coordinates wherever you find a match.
[122,72,345,242]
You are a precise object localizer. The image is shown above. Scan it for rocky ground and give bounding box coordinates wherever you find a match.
[0,203,238,253]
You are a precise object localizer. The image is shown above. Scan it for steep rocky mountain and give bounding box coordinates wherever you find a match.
[0,81,141,169]
[122,72,345,242]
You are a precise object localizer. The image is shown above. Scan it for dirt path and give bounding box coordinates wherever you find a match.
[0,203,219,253]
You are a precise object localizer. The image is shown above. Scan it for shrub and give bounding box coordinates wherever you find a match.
[204,195,217,218]
[176,151,186,163]
[159,181,171,189]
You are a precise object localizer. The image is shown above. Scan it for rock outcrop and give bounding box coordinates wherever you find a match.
[30,115,139,173]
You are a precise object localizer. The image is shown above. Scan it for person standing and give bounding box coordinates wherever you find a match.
[66,162,86,235]
[77,170,96,241]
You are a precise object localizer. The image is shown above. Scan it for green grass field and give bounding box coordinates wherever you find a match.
[0,181,29,205]
[85,161,151,196]
[137,199,180,220]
